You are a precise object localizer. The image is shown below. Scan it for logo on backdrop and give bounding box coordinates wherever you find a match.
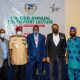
[24,3,37,14]
[50,4,60,13]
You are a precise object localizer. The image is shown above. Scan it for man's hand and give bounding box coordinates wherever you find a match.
[46,57,50,63]
[64,55,68,64]
[65,52,68,64]
[42,58,46,62]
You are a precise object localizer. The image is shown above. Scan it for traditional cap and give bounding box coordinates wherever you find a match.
[70,26,76,31]
[15,26,23,31]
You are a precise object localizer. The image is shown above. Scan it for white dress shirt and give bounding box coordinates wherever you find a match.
[53,33,60,46]
[34,34,39,48]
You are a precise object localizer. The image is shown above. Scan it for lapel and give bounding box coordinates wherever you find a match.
[0,40,3,50]
[32,33,36,46]
[0,40,3,55]
[38,34,41,46]
[50,33,56,47]
[57,33,62,47]
[4,39,8,51]
[0,41,2,50]
[0,39,8,52]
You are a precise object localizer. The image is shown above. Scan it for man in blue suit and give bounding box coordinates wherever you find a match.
[27,25,46,80]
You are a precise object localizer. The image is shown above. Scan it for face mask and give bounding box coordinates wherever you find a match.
[70,34,76,38]
[0,33,5,38]
[17,31,22,36]
[53,29,59,34]
[33,31,39,35]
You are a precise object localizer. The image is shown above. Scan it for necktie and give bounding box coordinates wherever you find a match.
[34,35,38,48]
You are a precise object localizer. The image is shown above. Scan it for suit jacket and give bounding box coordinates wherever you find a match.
[27,33,46,61]
[0,39,9,68]
[46,33,66,61]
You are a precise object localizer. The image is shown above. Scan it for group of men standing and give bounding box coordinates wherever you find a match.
[0,24,80,80]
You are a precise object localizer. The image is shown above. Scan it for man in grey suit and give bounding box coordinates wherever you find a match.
[0,29,9,80]
[0,38,4,80]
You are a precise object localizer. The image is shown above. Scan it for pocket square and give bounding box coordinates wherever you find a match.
[60,36,64,39]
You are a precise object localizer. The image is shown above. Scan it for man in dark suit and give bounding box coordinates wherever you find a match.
[27,25,46,80]
[46,24,66,80]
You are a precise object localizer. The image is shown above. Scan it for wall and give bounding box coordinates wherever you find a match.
[65,0,80,39]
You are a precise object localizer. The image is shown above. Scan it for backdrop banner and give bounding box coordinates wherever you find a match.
[0,0,65,38]
[0,0,67,80]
